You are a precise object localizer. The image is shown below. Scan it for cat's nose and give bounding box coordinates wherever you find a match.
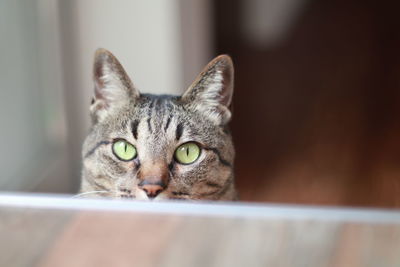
[138,181,166,198]
[137,161,169,199]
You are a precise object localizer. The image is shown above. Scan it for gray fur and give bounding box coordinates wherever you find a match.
[80,49,237,201]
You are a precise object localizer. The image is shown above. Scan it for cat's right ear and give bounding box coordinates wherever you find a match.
[181,55,234,125]
[91,48,139,123]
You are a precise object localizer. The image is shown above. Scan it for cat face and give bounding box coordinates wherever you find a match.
[80,49,236,201]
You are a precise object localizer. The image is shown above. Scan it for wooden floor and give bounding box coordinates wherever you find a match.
[1,194,400,267]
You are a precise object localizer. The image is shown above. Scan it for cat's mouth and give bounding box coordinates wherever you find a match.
[75,187,191,201]
[117,188,189,201]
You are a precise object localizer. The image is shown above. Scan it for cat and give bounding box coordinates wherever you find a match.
[79,48,237,201]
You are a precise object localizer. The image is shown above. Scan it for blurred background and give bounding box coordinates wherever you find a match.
[1,0,400,208]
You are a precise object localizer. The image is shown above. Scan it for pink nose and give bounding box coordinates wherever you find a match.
[140,184,164,198]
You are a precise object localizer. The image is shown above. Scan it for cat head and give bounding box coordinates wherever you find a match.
[80,48,236,201]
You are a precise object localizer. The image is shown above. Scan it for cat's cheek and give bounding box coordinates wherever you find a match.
[173,164,185,174]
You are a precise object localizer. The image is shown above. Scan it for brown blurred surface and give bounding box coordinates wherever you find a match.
[215,1,400,207]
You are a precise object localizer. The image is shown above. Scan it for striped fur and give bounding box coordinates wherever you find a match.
[80,49,237,201]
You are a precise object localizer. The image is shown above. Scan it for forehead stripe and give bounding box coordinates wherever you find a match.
[147,99,155,133]
[147,118,152,133]
[131,120,140,139]
[164,115,172,132]
[176,123,184,140]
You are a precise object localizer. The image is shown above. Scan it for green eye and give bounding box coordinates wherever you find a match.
[175,142,201,164]
[112,140,137,161]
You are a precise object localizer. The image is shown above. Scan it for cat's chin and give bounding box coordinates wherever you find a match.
[134,189,150,200]
[152,193,169,201]
[133,189,172,201]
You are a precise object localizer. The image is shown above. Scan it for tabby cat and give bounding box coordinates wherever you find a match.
[79,49,237,201]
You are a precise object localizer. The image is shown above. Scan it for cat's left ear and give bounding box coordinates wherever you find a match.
[181,55,234,125]
[91,48,140,123]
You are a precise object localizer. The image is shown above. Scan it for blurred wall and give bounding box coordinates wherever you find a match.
[0,0,69,192]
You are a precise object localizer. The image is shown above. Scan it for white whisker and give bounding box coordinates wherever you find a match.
[72,191,109,198]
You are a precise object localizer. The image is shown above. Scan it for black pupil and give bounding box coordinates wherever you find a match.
[124,143,127,152]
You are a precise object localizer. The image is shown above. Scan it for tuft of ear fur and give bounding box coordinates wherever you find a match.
[90,48,139,124]
[181,55,234,125]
